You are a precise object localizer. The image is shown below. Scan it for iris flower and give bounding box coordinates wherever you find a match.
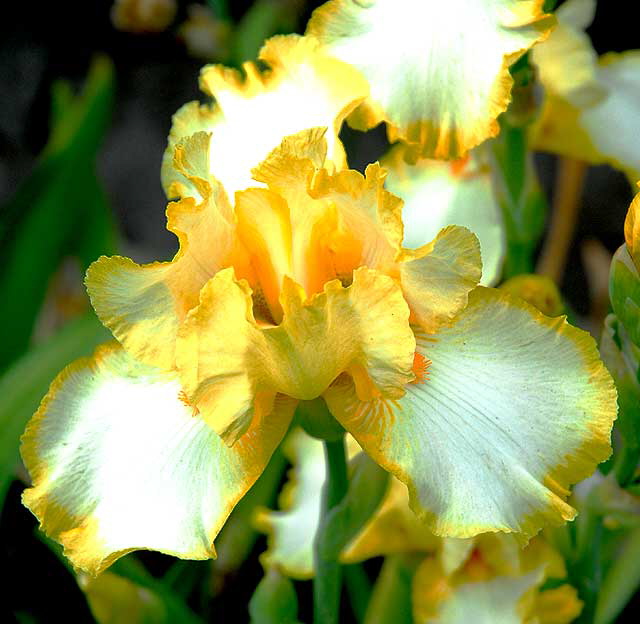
[22,122,616,575]
[306,0,555,160]
[259,429,583,623]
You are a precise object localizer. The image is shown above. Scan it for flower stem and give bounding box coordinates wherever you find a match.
[314,435,349,624]
[537,158,588,283]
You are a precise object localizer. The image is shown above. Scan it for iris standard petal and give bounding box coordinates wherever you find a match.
[307,0,554,159]
[166,34,369,198]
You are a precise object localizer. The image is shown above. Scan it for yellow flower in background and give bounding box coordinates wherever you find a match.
[412,536,583,624]
[258,429,582,623]
[111,0,176,33]
[531,0,640,182]
[306,0,555,160]
[21,122,616,575]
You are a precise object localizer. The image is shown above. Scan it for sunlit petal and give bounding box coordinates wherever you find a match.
[164,34,368,198]
[308,0,554,159]
[21,344,293,575]
[325,287,616,539]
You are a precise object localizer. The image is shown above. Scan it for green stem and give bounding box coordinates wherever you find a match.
[314,436,349,624]
[344,564,372,623]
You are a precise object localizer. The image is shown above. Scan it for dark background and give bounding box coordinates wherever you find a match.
[0,1,637,621]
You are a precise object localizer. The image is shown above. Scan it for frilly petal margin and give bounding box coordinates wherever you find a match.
[165,34,369,198]
[382,144,505,286]
[398,226,482,333]
[307,0,555,160]
[21,343,294,575]
[176,266,416,444]
[325,287,617,541]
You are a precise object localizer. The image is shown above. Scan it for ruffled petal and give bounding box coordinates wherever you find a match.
[176,267,415,444]
[383,144,504,286]
[534,51,640,182]
[248,128,404,304]
[325,287,617,540]
[21,344,293,575]
[167,34,369,197]
[161,102,220,200]
[87,133,244,370]
[307,0,554,159]
[398,226,482,332]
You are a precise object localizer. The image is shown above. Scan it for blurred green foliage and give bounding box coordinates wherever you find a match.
[0,55,117,371]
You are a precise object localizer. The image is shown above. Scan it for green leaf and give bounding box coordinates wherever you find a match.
[0,313,110,511]
[249,567,300,624]
[0,55,116,370]
[595,527,640,624]
[600,314,640,458]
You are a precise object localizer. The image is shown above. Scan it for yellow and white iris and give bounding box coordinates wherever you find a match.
[20,3,617,576]
[21,123,615,575]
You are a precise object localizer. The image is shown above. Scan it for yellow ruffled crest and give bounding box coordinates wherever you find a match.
[238,128,405,315]
[398,226,483,332]
[160,34,369,197]
[307,0,555,160]
[176,267,415,444]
